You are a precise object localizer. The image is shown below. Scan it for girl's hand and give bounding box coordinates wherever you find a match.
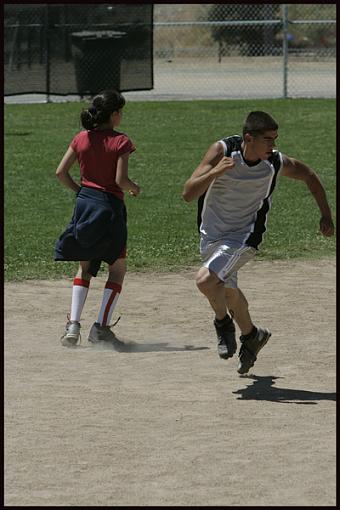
[128,183,140,197]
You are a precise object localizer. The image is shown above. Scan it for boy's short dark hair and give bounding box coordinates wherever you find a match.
[243,111,278,137]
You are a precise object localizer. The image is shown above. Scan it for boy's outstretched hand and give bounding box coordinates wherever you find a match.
[320,216,334,237]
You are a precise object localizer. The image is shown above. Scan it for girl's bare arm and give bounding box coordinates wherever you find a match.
[55,147,81,193]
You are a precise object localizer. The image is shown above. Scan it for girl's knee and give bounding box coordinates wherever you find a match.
[108,267,126,280]
[77,262,92,281]
[80,272,92,281]
[107,258,126,283]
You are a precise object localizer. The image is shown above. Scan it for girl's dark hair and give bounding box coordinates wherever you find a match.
[80,89,126,130]
[243,111,278,137]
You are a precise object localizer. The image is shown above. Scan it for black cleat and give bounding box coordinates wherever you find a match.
[237,327,271,374]
[214,316,237,359]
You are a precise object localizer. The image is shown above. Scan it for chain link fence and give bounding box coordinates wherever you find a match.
[4,4,153,97]
[132,3,334,100]
[4,4,335,102]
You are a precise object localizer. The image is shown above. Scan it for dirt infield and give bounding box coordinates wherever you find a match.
[4,258,336,506]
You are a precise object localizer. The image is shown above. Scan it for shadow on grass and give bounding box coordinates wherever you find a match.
[5,132,32,136]
[233,375,336,405]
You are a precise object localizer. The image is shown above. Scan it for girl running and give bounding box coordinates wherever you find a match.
[54,89,140,346]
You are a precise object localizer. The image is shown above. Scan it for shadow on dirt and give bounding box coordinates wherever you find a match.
[233,375,336,404]
[84,336,210,353]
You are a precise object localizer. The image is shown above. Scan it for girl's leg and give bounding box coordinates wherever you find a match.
[61,261,92,346]
[97,258,126,326]
[70,261,92,322]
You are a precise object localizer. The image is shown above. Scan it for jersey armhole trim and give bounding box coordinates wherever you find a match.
[217,139,228,156]
[277,152,284,176]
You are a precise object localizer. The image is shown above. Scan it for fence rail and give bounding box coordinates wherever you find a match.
[4,3,336,102]
[4,4,153,98]
[149,4,335,100]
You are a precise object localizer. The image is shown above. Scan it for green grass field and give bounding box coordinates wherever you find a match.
[4,98,335,282]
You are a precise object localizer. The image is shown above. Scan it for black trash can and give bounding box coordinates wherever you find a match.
[71,30,127,95]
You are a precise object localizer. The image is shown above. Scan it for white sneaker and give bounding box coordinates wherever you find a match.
[60,320,81,347]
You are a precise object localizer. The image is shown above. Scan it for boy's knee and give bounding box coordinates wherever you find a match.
[196,268,220,294]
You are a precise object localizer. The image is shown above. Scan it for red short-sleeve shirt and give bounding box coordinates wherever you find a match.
[70,129,135,200]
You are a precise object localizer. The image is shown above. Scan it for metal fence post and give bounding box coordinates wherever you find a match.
[45,4,51,103]
[282,4,288,99]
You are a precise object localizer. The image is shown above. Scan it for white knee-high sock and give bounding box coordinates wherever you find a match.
[70,278,90,322]
[97,282,122,326]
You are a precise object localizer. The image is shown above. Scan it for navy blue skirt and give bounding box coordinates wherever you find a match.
[54,186,127,276]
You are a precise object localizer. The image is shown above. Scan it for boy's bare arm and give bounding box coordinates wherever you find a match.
[281,155,334,236]
[182,142,235,202]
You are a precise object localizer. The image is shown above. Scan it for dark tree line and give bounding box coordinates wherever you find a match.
[207,4,282,56]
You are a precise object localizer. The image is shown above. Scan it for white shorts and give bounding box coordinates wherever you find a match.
[201,241,256,288]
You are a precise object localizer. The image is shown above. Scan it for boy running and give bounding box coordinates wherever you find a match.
[182,111,334,374]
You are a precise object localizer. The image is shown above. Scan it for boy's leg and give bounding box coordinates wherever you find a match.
[196,243,256,319]
[225,287,254,335]
[196,243,256,360]
[225,287,271,374]
[196,267,228,320]
[196,267,236,359]
[197,243,271,370]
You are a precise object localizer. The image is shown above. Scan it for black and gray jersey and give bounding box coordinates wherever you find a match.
[197,135,283,253]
